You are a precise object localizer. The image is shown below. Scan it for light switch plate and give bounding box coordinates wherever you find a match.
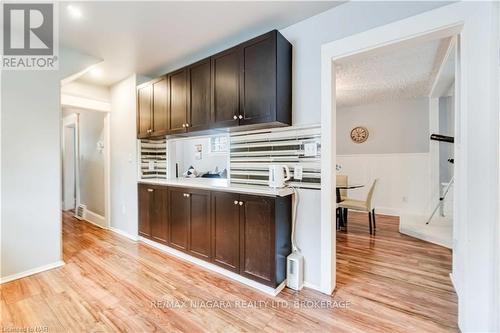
[304,142,318,157]
[294,165,303,180]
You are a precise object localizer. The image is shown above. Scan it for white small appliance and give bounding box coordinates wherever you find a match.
[268,165,291,188]
[287,252,304,290]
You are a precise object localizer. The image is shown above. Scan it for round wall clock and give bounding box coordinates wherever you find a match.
[350,126,369,143]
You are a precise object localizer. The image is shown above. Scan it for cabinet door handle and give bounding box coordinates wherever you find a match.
[182,124,186,128]
[239,201,244,206]
[233,115,238,120]
[185,123,190,128]
[147,189,154,192]
[238,115,243,120]
[184,193,190,198]
[233,200,239,205]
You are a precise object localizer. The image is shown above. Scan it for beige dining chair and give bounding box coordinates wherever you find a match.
[336,175,348,201]
[338,179,378,234]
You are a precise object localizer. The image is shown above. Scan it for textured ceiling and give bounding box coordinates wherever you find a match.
[335,37,451,108]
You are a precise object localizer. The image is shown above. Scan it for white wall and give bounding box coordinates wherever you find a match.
[1,47,100,280]
[109,75,139,239]
[337,153,432,216]
[76,111,106,216]
[337,98,429,154]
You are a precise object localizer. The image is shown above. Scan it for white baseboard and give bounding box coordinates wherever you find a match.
[303,281,322,292]
[85,210,106,228]
[139,236,286,296]
[449,273,457,293]
[0,260,65,284]
[108,227,139,242]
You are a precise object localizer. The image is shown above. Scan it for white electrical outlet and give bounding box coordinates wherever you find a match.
[294,165,303,180]
[304,142,318,157]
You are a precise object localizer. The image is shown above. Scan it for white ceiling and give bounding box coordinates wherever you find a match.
[335,37,452,108]
[60,1,342,86]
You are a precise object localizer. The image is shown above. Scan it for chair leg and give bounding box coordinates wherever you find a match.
[368,211,373,234]
[372,209,376,230]
[343,208,348,227]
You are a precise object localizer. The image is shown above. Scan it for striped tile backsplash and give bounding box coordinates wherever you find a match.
[139,138,167,179]
[230,125,321,189]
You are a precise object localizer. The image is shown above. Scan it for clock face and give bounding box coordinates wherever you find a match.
[350,126,369,143]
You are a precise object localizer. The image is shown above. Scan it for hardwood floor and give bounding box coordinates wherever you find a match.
[1,211,457,332]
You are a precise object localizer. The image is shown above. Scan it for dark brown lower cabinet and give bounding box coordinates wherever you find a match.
[211,191,291,287]
[168,187,190,251]
[187,189,211,260]
[138,184,152,238]
[138,184,291,288]
[211,191,240,272]
[150,186,168,244]
[138,184,168,243]
[239,195,275,285]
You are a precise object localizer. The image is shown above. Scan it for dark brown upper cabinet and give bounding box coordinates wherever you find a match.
[168,68,188,134]
[211,46,241,128]
[137,83,152,138]
[151,76,169,136]
[137,77,169,138]
[137,30,291,138]
[239,30,292,127]
[187,58,212,132]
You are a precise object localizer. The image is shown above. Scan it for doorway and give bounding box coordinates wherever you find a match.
[320,2,499,330]
[61,107,110,229]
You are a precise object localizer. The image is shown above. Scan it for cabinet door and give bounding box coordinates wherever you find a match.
[168,68,188,134]
[137,84,152,138]
[240,31,276,125]
[138,184,151,238]
[211,191,240,272]
[239,195,275,286]
[168,188,190,251]
[187,59,211,132]
[211,47,240,128]
[187,189,211,260]
[150,186,168,244]
[152,76,168,136]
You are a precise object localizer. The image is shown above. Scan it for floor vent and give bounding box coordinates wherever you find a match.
[75,204,87,220]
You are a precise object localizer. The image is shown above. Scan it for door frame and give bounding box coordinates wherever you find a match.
[62,113,80,211]
[320,2,499,331]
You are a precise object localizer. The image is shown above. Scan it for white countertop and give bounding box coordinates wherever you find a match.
[138,178,294,197]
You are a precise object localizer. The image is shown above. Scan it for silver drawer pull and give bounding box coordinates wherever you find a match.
[238,115,243,119]
[184,193,190,198]
[239,201,244,206]
[147,189,154,192]
[233,115,238,120]
[182,124,186,128]
[233,200,239,205]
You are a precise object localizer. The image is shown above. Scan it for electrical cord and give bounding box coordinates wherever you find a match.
[286,184,301,253]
